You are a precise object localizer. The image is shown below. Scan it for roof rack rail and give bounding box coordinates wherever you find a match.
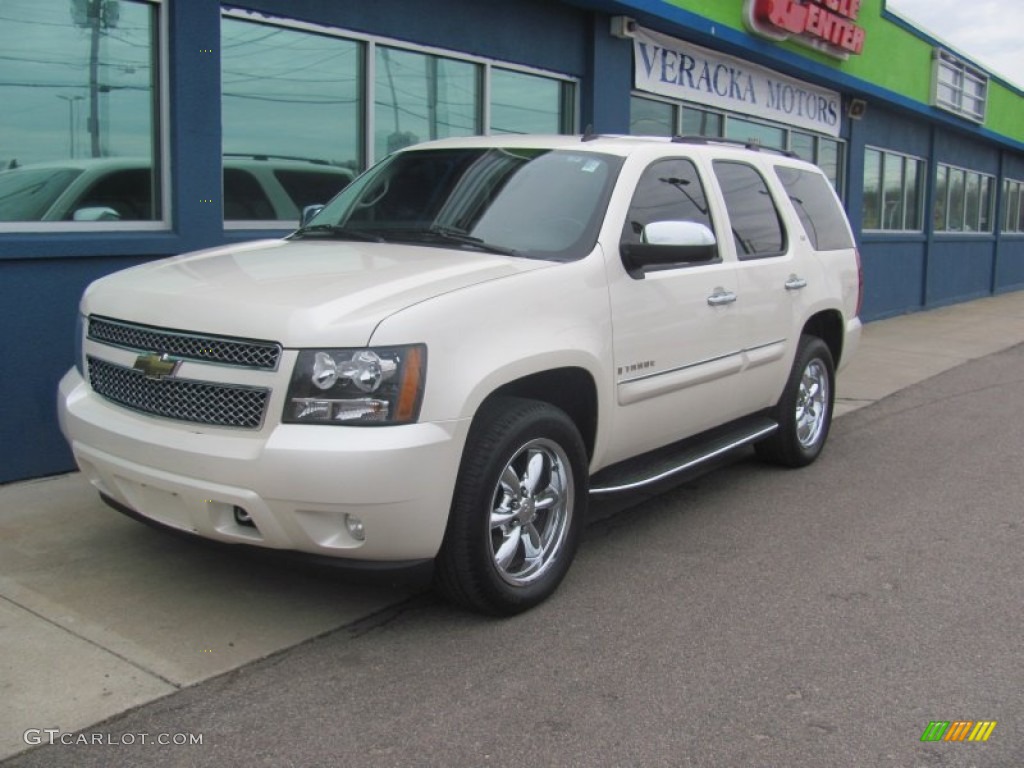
[222,152,333,166]
[670,135,797,158]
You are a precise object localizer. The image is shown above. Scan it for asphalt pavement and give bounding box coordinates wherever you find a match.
[3,291,1024,766]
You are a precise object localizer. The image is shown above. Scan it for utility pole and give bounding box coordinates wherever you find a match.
[70,0,119,157]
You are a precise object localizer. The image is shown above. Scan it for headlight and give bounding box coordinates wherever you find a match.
[284,345,426,425]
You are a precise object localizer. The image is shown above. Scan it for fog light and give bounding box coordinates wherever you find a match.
[345,514,365,541]
[234,506,255,527]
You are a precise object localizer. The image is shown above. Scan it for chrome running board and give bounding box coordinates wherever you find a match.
[589,415,778,495]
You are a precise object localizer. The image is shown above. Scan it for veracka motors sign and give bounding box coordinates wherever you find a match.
[744,0,867,59]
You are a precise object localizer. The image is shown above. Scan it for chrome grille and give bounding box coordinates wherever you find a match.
[89,316,281,370]
[87,357,270,429]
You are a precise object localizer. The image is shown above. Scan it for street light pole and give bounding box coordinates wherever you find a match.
[57,95,84,157]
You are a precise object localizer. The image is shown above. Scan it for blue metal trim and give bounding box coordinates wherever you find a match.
[1,233,195,260]
[859,233,928,244]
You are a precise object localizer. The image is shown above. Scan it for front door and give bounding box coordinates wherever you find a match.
[605,156,741,464]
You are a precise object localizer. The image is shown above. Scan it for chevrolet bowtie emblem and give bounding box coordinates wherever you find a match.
[133,352,181,379]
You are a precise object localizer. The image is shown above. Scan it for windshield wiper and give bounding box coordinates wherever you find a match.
[291,224,386,243]
[407,226,518,256]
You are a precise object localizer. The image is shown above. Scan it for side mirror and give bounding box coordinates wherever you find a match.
[621,220,718,278]
[301,204,324,227]
[643,220,716,247]
[72,206,121,222]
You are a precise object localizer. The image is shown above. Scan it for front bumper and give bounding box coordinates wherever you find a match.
[58,369,469,561]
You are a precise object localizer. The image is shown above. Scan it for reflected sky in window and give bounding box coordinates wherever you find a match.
[0,0,155,168]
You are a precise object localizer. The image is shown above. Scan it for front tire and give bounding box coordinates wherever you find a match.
[435,397,588,615]
[756,335,835,468]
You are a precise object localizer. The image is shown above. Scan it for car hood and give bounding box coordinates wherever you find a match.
[82,238,553,346]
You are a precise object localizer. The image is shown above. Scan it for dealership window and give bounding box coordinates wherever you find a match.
[629,97,674,136]
[726,117,785,151]
[629,96,843,193]
[628,97,723,138]
[0,0,161,226]
[862,148,924,231]
[375,47,478,159]
[681,107,724,138]
[490,68,574,135]
[222,11,575,223]
[789,133,815,163]
[932,49,987,123]
[1003,179,1024,233]
[933,163,994,233]
[221,17,362,223]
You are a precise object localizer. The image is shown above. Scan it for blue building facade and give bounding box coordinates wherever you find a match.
[1,0,1022,482]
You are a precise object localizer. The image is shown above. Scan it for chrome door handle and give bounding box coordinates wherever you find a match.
[785,275,808,291]
[707,288,737,306]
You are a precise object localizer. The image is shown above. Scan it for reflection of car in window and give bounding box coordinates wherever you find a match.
[0,156,354,223]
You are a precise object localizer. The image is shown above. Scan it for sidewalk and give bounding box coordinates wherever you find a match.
[3,291,1024,760]
[834,291,1024,416]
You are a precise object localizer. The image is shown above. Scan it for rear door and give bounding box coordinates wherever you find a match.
[710,159,805,410]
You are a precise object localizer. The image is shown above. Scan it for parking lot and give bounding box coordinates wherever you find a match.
[3,292,1024,765]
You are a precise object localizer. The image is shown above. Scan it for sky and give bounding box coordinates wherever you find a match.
[886,0,1024,89]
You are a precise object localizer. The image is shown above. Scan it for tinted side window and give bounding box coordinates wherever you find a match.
[71,169,154,220]
[274,170,352,210]
[224,169,275,220]
[621,158,713,245]
[712,161,785,259]
[774,165,853,250]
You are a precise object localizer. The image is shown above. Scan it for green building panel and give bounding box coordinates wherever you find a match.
[663,0,1024,144]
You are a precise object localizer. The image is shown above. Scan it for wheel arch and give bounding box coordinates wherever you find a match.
[482,367,598,461]
[801,309,844,367]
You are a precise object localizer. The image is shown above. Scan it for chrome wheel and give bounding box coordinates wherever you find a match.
[755,335,835,468]
[488,438,574,587]
[795,358,830,449]
[435,398,586,614]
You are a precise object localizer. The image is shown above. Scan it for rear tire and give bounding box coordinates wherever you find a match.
[435,397,587,615]
[756,335,835,468]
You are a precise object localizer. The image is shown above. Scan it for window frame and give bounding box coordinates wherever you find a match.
[1003,178,1024,234]
[931,49,988,124]
[222,7,578,227]
[861,146,926,233]
[933,162,995,234]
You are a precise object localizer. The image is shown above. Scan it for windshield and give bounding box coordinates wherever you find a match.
[0,168,82,221]
[301,147,623,260]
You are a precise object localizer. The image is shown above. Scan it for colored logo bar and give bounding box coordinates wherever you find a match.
[920,721,997,742]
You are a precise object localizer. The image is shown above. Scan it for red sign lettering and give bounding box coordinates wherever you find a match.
[749,0,865,56]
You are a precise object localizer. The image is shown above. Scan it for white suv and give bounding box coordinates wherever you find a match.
[58,134,861,614]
